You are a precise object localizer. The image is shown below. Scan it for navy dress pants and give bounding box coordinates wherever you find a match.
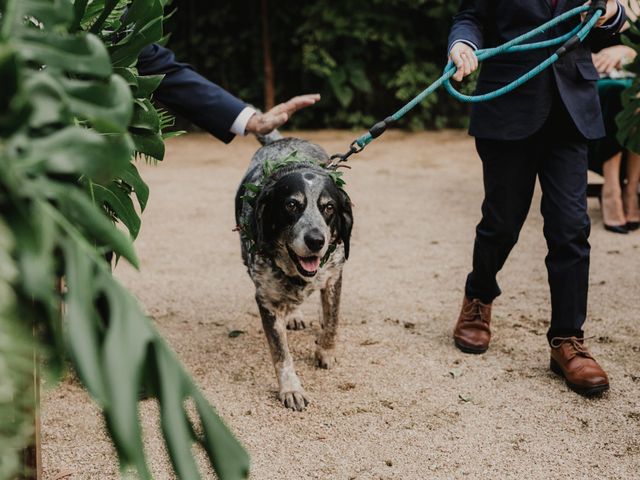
[465,100,591,343]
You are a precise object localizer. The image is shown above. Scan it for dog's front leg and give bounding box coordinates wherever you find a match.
[257,299,309,411]
[316,272,342,369]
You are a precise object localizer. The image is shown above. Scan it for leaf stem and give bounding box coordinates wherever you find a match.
[88,178,96,204]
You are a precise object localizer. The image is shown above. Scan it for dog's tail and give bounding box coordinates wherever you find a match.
[254,128,284,146]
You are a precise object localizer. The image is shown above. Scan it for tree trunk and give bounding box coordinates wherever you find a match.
[261,0,275,110]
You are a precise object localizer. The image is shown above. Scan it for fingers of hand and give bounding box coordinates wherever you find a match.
[266,94,319,119]
[281,94,320,114]
[470,51,479,71]
[463,54,474,77]
[452,48,477,82]
[450,50,465,81]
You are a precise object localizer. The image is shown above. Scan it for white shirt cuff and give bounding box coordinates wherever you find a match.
[598,1,623,29]
[450,39,479,53]
[230,106,256,136]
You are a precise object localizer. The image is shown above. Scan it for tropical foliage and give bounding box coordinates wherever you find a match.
[0,0,248,479]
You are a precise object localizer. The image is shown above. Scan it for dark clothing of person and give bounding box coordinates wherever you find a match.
[449,0,626,140]
[466,97,590,343]
[449,0,625,341]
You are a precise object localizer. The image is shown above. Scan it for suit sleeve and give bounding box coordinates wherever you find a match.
[588,1,626,47]
[137,44,247,144]
[448,0,487,52]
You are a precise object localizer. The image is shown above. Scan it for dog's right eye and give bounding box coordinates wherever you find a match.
[285,200,299,213]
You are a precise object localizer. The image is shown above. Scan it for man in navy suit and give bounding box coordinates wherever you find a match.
[448,0,625,396]
[137,44,319,143]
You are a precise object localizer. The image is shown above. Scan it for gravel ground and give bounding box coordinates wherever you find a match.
[42,130,640,479]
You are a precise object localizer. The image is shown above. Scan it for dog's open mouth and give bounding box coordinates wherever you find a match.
[288,248,320,277]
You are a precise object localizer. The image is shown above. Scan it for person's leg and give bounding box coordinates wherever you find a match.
[454,137,539,354]
[623,151,640,227]
[538,130,590,342]
[539,109,608,396]
[601,152,627,229]
[465,138,539,303]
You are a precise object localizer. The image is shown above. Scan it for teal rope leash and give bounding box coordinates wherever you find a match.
[328,2,606,168]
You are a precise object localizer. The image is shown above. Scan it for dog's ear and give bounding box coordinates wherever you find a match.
[337,189,353,260]
[252,185,276,251]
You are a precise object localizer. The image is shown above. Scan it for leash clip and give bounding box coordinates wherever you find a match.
[327,140,362,169]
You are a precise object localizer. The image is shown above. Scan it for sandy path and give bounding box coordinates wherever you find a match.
[43,131,640,479]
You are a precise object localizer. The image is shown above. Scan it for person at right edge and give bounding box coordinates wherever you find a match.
[448,0,625,396]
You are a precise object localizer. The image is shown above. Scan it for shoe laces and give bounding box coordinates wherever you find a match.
[462,298,489,324]
[550,336,594,360]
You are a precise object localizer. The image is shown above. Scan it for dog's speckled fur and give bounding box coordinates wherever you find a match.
[235,138,353,411]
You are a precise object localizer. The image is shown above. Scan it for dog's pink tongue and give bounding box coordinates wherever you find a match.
[299,256,320,272]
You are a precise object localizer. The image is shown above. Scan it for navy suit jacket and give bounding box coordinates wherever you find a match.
[449,0,626,140]
[137,44,247,143]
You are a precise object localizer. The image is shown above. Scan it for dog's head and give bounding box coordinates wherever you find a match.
[252,164,353,278]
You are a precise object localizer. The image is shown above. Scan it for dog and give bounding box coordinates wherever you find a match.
[235,136,353,411]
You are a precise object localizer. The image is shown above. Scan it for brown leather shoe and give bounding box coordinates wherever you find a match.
[550,336,609,396]
[453,296,492,354]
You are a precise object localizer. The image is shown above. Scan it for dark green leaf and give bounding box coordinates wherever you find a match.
[92,182,142,240]
[18,32,112,78]
[109,0,164,68]
[130,98,161,132]
[58,187,139,267]
[135,74,164,98]
[131,129,165,160]
[60,74,133,133]
[25,126,133,183]
[120,162,150,212]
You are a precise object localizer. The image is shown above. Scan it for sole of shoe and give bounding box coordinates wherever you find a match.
[549,359,609,396]
[454,339,488,354]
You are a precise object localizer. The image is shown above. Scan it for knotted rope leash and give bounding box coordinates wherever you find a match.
[327,1,607,169]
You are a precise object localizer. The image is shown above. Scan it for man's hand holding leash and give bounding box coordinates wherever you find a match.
[449,0,622,82]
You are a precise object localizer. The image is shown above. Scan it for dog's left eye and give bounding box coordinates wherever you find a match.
[285,200,299,213]
[323,203,335,215]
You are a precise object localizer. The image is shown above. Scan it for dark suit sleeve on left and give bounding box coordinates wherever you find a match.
[137,44,247,144]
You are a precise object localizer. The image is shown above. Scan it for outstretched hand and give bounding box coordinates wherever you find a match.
[245,94,321,135]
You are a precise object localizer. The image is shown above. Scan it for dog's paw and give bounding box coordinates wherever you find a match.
[279,389,310,411]
[286,315,307,330]
[315,349,337,369]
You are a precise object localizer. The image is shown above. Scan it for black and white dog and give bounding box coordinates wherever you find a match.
[235,137,353,411]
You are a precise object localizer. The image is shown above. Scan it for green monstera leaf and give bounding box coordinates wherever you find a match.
[0,1,250,479]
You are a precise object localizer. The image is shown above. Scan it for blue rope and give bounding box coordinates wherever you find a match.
[331,4,603,160]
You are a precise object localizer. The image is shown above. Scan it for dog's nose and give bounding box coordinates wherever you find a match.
[304,230,325,252]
